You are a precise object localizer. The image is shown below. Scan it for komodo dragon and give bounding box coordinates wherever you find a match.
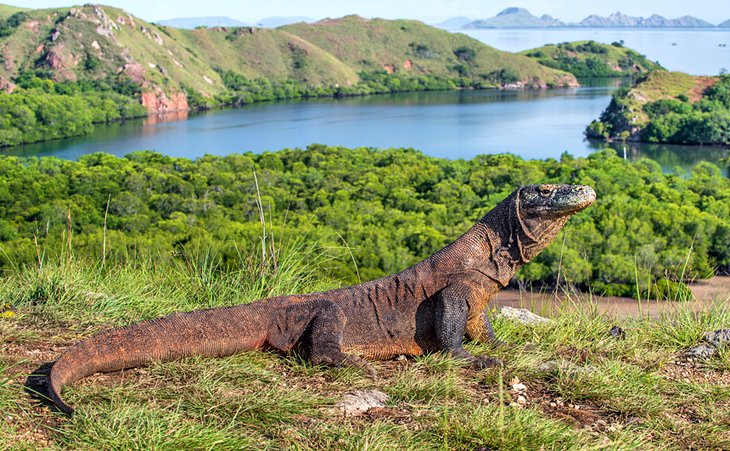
[47,184,595,415]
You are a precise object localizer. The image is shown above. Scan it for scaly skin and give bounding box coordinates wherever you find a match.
[47,184,596,415]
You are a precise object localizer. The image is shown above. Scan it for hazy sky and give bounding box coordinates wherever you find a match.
[11,0,730,24]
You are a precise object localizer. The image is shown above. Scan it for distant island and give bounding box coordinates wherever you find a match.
[439,7,720,29]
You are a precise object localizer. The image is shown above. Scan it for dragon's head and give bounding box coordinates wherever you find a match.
[518,184,596,220]
[515,184,596,259]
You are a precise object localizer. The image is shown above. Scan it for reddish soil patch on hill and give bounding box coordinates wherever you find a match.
[689,77,717,102]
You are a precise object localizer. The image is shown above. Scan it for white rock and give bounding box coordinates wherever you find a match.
[497,306,550,324]
[335,390,388,417]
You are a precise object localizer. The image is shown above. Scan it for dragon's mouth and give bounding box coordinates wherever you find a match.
[555,185,596,214]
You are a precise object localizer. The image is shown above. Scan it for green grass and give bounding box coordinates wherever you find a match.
[0,3,27,19]
[1,250,729,449]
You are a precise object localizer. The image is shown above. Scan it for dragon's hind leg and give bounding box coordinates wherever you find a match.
[273,298,377,377]
[308,299,377,377]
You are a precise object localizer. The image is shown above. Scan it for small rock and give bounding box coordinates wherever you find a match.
[682,329,730,359]
[609,325,625,339]
[395,354,407,362]
[516,395,527,404]
[703,329,730,349]
[538,359,594,375]
[497,306,550,325]
[335,390,388,417]
[512,382,527,392]
[684,343,717,359]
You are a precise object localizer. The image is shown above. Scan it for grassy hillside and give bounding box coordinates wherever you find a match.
[521,40,662,77]
[586,71,729,144]
[0,3,26,18]
[0,5,576,103]
[282,16,576,88]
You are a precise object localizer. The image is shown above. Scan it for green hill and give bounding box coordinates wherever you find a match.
[282,16,576,88]
[0,5,576,112]
[521,41,662,77]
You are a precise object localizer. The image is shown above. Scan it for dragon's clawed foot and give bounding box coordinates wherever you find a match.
[343,355,378,378]
[472,355,503,370]
[449,348,502,369]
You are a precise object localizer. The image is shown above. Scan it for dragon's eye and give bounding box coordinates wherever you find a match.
[537,185,553,197]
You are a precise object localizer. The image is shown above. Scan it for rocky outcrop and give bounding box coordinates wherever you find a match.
[0,76,16,93]
[684,329,730,359]
[92,5,119,37]
[141,87,189,114]
[122,63,145,84]
[39,43,78,81]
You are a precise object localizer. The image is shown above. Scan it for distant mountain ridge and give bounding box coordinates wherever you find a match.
[433,16,472,29]
[156,15,314,29]
[719,19,730,28]
[157,16,250,29]
[459,7,718,29]
[463,7,564,29]
[578,12,713,28]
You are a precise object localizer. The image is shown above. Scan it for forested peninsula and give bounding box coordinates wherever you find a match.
[521,40,662,78]
[1,146,727,299]
[587,71,730,146]
[0,5,577,147]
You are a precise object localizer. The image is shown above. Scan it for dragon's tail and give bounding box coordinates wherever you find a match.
[48,305,267,415]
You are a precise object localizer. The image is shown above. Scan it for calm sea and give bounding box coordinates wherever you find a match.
[461,28,730,75]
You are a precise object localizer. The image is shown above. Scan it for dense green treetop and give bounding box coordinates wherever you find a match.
[1,146,727,299]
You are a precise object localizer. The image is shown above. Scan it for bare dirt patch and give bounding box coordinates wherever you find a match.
[494,276,730,318]
[661,361,730,386]
[689,76,718,102]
